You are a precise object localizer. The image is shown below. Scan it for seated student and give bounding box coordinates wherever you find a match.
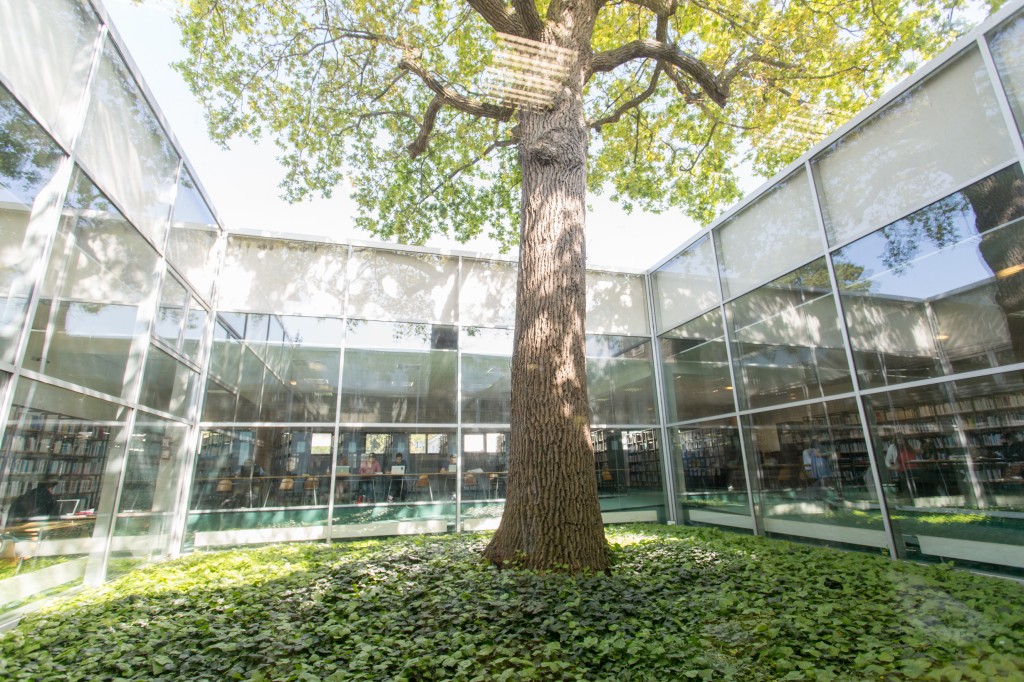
[357,454,381,501]
[8,480,59,524]
[387,453,408,502]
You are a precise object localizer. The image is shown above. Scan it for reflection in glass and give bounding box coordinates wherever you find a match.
[660,309,734,422]
[0,379,126,612]
[715,169,822,299]
[139,345,197,419]
[219,236,347,316]
[835,166,1024,389]
[153,276,187,349]
[167,170,219,301]
[673,418,750,526]
[76,40,179,249]
[652,234,720,334]
[462,328,512,424]
[744,398,885,549]
[25,169,159,399]
[863,371,1024,571]
[990,12,1024,140]
[460,258,517,328]
[341,320,457,424]
[202,314,342,423]
[726,258,852,410]
[0,86,66,363]
[347,248,457,324]
[813,48,1014,246]
[0,0,98,146]
[108,416,188,579]
[586,271,648,335]
[586,335,658,425]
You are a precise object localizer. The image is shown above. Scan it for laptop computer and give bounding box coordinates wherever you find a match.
[390,465,405,475]
[58,499,80,516]
[448,464,457,473]
[335,465,350,475]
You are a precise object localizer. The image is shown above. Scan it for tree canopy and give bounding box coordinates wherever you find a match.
[175,0,1003,253]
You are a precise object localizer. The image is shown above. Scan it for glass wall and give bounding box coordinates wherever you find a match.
[0,379,128,614]
[673,418,750,530]
[0,86,66,364]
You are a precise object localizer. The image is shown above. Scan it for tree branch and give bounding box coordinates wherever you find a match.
[466,0,525,35]
[590,39,727,106]
[422,138,516,201]
[407,96,444,158]
[589,64,662,131]
[513,0,545,39]
[399,55,516,121]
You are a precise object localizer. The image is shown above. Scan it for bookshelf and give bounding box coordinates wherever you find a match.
[1,409,111,514]
[678,428,735,490]
[625,429,661,489]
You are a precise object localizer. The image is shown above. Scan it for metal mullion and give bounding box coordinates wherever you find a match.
[978,30,1024,171]
[710,230,761,533]
[326,243,353,544]
[455,256,464,533]
[805,160,903,559]
[645,267,679,525]
[169,228,229,557]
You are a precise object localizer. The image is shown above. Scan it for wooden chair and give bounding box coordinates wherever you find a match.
[414,474,433,501]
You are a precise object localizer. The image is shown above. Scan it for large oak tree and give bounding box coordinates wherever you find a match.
[175,0,1001,572]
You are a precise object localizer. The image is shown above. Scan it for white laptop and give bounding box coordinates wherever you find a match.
[335,465,350,475]
[448,464,457,473]
[390,466,405,475]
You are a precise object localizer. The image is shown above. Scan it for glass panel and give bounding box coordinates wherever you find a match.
[347,248,458,324]
[660,308,734,422]
[181,297,206,364]
[592,428,667,516]
[138,345,197,420]
[460,429,507,528]
[219,236,347,316]
[152,276,186,349]
[76,40,179,249]
[835,165,1024,389]
[202,314,342,423]
[813,48,1015,246]
[108,415,189,579]
[863,371,1024,574]
[673,418,751,529]
[652,234,720,334]
[726,258,853,410]
[185,427,332,549]
[25,169,159,399]
[460,258,517,328]
[0,86,66,363]
[166,170,219,301]
[341,321,457,424]
[586,335,658,425]
[0,379,127,613]
[715,169,822,299]
[745,399,885,550]
[586,271,648,335]
[461,327,512,425]
[0,0,98,146]
[334,429,456,533]
[989,11,1024,140]
[253,315,342,423]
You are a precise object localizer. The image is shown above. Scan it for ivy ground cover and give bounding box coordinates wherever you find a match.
[1,525,1022,681]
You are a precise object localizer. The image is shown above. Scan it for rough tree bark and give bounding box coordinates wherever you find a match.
[482,2,609,573]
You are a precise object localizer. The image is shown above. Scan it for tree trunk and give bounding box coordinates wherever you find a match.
[482,5,608,573]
